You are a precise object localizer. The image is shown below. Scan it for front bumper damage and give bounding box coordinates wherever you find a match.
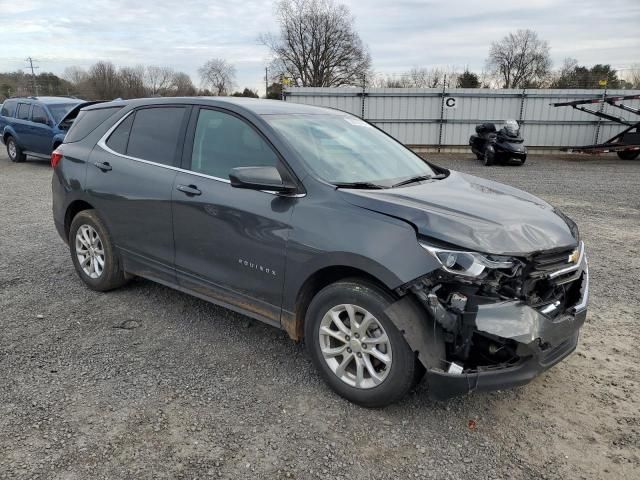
[389,242,589,400]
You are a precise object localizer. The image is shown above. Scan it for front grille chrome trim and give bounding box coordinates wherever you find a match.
[547,241,585,279]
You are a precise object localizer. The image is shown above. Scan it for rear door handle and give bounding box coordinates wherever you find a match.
[176,184,202,196]
[93,161,112,172]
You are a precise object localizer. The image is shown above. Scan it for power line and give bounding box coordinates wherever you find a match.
[25,56,39,96]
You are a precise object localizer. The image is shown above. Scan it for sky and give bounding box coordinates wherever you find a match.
[1,0,638,94]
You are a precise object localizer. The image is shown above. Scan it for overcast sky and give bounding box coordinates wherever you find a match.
[1,0,638,94]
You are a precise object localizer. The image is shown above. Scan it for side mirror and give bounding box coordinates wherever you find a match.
[229,166,297,193]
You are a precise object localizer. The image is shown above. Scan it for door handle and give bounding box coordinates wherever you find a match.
[176,184,202,196]
[93,161,112,172]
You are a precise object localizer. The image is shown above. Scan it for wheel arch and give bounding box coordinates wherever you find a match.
[283,264,397,341]
[64,200,95,241]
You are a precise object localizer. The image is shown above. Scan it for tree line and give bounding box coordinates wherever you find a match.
[2,0,638,102]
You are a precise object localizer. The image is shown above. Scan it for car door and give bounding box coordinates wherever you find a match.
[29,104,54,154]
[172,107,298,326]
[86,105,190,284]
[13,103,32,147]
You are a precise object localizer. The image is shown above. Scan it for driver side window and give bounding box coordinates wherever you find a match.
[190,109,279,180]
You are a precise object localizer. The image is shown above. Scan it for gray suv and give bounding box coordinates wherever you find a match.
[52,97,589,407]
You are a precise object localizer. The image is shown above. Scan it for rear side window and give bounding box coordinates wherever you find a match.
[106,114,134,154]
[16,103,31,120]
[125,107,186,165]
[1,100,17,117]
[65,107,123,143]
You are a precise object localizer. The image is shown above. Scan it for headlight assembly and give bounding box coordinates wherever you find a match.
[419,242,515,278]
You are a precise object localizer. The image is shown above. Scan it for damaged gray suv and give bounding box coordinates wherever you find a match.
[52,98,588,407]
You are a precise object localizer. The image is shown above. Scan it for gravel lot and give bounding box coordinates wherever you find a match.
[1,150,638,480]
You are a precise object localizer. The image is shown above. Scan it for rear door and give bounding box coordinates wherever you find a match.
[86,105,190,283]
[171,107,297,325]
[13,103,32,147]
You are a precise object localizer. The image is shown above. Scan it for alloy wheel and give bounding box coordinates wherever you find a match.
[75,224,105,279]
[318,304,393,389]
[8,140,16,160]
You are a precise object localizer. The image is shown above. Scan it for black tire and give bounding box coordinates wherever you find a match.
[6,136,26,162]
[305,279,418,408]
[482,150,493,166]
[617,150,640,160]
[69,210,129,292]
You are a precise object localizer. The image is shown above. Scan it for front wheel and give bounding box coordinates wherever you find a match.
[305,279,418,407]
[6,137,26,162]
[69,210,129,291]
[482,149,493,166]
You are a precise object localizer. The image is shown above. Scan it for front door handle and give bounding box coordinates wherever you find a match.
[176,184,202,196]
[93,161,112,172]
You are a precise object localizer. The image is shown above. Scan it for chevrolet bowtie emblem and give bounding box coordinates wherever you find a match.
[568,248,580,264]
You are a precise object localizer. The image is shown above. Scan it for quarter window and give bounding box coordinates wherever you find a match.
[106,113,134,154]
[16,103,31,120]
[126,107,186,166]
[190,109,279,179]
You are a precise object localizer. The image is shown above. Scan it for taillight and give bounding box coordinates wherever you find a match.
[51,149,63,168]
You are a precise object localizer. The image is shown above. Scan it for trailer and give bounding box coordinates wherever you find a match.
[551,93,640,160]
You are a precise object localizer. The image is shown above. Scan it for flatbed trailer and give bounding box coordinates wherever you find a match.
[551,94,640,160]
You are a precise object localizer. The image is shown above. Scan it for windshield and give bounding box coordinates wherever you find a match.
[48,103,81,124]
[265,114,435,186]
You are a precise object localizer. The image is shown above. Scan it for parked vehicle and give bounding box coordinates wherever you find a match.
[0,96,98,162]
[52,98,588,407]
[469,120,527,166]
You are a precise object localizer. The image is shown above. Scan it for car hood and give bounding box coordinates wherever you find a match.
[339,171,578,256]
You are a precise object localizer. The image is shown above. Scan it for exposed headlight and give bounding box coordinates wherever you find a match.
[419,242,515,277]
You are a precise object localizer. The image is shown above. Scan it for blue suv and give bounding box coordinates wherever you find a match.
[0,96,92,162]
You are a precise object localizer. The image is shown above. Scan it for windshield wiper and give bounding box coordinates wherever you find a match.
[391,173,445,188]
[333,181,385,190]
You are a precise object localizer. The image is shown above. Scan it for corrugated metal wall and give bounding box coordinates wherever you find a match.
[283,87,640,148]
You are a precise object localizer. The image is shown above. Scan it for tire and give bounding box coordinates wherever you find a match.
[305,279,418,407]
[6,136,26,162]
[69,210,129,292]
[482,150,493,166]
[617,150,640,160]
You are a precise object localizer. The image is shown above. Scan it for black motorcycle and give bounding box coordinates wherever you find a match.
[469,120,527,166]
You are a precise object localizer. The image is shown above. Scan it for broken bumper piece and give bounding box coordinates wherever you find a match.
[426,327,582,400]
[428,260,588,400]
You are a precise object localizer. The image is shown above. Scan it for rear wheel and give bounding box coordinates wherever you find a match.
[69,210,129,291]
[617,150,640,160]
[6,136,26,162]
[305,279,418,407]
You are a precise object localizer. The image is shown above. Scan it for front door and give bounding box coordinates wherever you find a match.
[86,105,190,284]
[172,107,297,326]
[29,104,54,154]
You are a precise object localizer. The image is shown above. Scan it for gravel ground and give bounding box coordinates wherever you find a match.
[0,151,638,480]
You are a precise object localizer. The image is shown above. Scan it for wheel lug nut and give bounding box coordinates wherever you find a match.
[354,333,359,339]
[347,348,352,353]
[357,352,362,358]
[345,336,350,341]
[362,344,367,349]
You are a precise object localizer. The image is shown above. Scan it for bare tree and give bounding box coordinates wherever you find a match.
[486,29,551,88]
[87,61,122,99]
[620,64,640,89]
[170,72,197,96]
[198,59,236,96]
[119,65,146,98]
[260,0,371,87]
[145,65,175,96]
[62,66,88,85]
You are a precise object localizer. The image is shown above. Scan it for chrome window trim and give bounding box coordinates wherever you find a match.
[96,109,305,197]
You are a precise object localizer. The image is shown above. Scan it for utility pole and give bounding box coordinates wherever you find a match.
[26,57,39,96]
